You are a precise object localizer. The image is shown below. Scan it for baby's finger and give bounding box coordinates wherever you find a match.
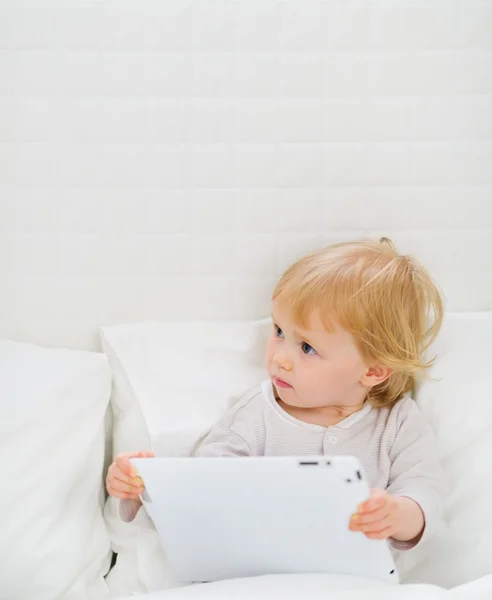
[115,456,134,477]
[111,478,143,493]
[364,526,394,540]
[107,463,143,489]
[360,489,387,512]
[350,507,389,526]
[111,473,143,490]
[110,463,136,483]
[355,518,392,534]
[109,478,144,496]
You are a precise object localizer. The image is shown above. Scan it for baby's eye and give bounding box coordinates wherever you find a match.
[301,342,317,356]
[274,325,284,338]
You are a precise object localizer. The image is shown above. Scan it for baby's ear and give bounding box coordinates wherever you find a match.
[361,365,391,387]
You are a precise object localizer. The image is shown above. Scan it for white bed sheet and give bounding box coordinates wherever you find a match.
[113,574,492,600]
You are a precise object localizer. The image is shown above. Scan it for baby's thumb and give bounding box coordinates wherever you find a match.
[137,451,155,458]
[366,488,386,510]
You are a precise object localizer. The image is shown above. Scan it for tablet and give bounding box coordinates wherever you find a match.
[131,455,398,584]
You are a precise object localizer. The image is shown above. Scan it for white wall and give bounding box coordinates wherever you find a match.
[0,0,491,350]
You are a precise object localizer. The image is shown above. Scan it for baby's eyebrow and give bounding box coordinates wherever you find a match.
[271,316,318,346]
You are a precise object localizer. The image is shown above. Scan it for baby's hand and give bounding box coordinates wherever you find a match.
[106,451,155,500]
[348,489,400,540]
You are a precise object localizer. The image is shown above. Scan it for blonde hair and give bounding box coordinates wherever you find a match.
[272,238,443,408]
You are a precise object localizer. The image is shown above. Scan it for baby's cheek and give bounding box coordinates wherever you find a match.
[310,365,333,388]
[264,339,275,369]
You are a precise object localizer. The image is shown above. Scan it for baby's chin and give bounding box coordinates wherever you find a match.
[275,388,307,409]
[272,385,293,403]
[272,381,322,409]
[275,387,335,410]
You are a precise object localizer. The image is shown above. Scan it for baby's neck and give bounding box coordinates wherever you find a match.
[277,398,366,428]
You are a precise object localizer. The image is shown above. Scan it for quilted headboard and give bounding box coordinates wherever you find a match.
[0,0,491,350]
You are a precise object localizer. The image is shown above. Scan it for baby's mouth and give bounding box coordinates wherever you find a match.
[273,376,293,389]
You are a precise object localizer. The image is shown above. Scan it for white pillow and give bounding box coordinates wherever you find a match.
[101,319,271,596]
[404,312,492,588]
[103,313,492,593]
[0,340,112,600]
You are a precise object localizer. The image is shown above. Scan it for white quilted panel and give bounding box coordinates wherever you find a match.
[0,0,491,350]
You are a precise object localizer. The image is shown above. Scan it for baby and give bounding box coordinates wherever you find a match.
[107,238,447,550]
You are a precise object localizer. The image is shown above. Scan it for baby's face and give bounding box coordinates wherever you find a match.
[265,301,369,410]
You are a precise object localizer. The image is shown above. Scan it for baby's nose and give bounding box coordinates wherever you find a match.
[273,351,293,371]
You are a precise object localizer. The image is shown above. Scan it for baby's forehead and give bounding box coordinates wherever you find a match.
[272,303,340,337]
